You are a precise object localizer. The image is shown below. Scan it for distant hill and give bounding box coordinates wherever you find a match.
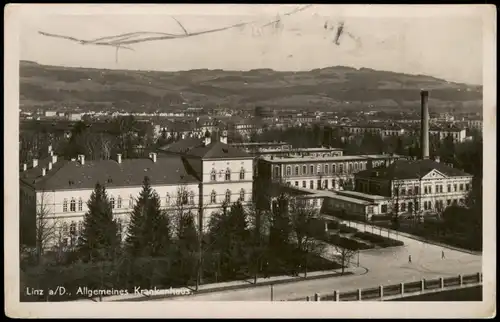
[19,61,482,113]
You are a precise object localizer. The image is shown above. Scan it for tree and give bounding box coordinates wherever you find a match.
[34,191,61,263]
[289,197,325,277]
[78,182,120,262]
[125,176,171,257]
[330,235,357,275]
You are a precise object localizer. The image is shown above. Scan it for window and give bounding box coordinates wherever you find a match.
[302,181,306,188]
[332,164,336,173]
[286,166,291,176]
[294,166,299,176]
[407,188,413,195]
[353,163,358,171]
[339,164,344,173]
[310,165,314,174]
[274,166,280,179]
[69,222,77,236]
[181,192,188,205]
[240,189,245,201]
[459,183,464,191]
[117,196,122,209]
[324,180,328,190]
[210,191,217,204]
[453,184,457,192]
[78,198,83,211]
[110,197,115,209]
[239,168,245,180]
[408,202,413,213]
[312,199,318,206]
[78,221,84,235]
[295,181,299,187]
[381,205,388,213]
[447,184,451,192]
[317,179,322,190]
[325,164,329,174]
[414,186,419,195]
[401,188,406,196]
[70,199,76,212]
[332,179,336,189]
[316,164,322,174]
[62,222,68,236]
[211,169,217,181]
[302,165,307,175]
[348,163,353,173]
[129,195,134,208]
[465,183,470,191]
[401,203,406,212]
[116,218,123,239]
[225,190,231,203]
[225,168,231,181]
[447,199,451,206]
[189,192,195,205]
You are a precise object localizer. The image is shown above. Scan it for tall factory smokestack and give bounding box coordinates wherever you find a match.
[420,90,430,159]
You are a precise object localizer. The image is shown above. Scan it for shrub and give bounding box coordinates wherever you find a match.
[353,232,404,248]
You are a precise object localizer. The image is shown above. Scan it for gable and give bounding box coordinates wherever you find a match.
[421,169,447,180]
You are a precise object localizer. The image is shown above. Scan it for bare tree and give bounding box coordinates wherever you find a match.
[390,181,402,228]
[330,235,357,275]
[289,196,326,277]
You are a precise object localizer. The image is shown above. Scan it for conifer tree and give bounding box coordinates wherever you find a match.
[78,182,120,262]
[126,176,171,257]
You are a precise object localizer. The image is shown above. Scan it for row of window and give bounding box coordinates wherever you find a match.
[380,199,465,214]
[210,189,246,204]
[396,182,470,196]
[210,168,246,182]
[61,189,249,213]
[291,178,353,190]
[279,162,368,178]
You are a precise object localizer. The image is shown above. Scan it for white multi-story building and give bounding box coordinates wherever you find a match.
[257,153,406,192]
[354,157,473,217]
[20,134,254,249]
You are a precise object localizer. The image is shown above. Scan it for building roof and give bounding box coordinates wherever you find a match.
[334,190,389,202]
[355,159,471,181]
[261,154,405,164]
[20,155,199,191]
[185,141,252,159]
[159,137,204,154]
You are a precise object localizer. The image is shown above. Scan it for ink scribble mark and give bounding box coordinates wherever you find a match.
[334,21,345,45]
[38,5,314,63]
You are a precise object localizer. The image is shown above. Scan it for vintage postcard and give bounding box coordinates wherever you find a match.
[4,3,496,318]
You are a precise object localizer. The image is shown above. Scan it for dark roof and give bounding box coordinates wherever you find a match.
[355,159,471,180]
[185,141,252,159]
[159,137,204,154]
[159,138,251,160]
[21,156,199,191]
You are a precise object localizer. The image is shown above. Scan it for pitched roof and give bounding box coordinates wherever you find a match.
[159,137,204,154]
[355,159,471,180]
[185,141,252,159]
[21,156,199,191]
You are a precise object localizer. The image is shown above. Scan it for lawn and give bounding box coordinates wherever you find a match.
[353,231,405,248]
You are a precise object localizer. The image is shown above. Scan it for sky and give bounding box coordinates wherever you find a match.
[18,4,486,85]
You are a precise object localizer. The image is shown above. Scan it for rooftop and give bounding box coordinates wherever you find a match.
[159,137,252,160]
[20,155,199,191]
[355,159,471,180]
[261,154,405,163]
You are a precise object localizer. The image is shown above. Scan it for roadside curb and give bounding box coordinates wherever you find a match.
[108,271,354,302]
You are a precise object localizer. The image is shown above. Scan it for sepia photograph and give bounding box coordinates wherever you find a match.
[4,3,496,318]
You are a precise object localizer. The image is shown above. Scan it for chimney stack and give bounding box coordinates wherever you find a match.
[41,168,46,177]
[48,162,53,170]
[23,163,27,171]
[117,153,122,164]
[33,159,38,168]
[420,90,430,159]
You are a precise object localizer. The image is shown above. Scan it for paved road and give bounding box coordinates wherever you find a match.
[161,222,482,301]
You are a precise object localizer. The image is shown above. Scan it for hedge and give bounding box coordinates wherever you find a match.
[353,232,404,248]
